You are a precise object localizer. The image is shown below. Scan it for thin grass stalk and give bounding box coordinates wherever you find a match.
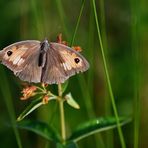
[70,0,86,46]
[70,0,105,147]
[0,68,22,148]
[99,0,108,51]
[69,0,95,117]
[99,0,113,147]
[87,1,95,97]
[130,0,141,147]
[92,0,126,148]
[70,0,96,118]
[69,0,95,118]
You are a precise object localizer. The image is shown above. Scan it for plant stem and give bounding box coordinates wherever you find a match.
[58,84,66,143]
[130,0,141,147]
[92,0,126,148]
[70,0,86,46]
[99,0,113,147]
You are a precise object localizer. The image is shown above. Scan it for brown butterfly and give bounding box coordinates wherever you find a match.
[0,39,89,84]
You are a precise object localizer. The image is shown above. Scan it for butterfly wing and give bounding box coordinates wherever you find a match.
[41,42,89,84]
[0,40,42,83]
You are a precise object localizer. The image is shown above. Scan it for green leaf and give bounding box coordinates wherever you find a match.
[65,142,78,148]
[61,81,69,93]
[17,120,60,142]
[56,141,78,148]
[17,96,57,121]
[65,93,80,109]
[68,117,131,142]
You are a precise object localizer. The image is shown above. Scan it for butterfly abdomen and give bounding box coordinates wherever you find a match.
[38,51,46,67]
[38,39,49,67]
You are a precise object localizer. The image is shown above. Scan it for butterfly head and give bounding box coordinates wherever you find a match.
[40,39,49,52]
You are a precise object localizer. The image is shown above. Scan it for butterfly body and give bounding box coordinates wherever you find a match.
[38,40,49,67]
[0,39,89,84]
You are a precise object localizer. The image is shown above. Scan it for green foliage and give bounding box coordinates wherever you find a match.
[56,142,78,148]
[17,96,56,121]
[17,117,130,146]
[17,97,43,121]
[14,82,130,147]
[17,120,60,142]
[69,117,131,142]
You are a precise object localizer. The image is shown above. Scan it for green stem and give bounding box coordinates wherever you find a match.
[70,0,86,46]
[58,84,66,143]
[130,0,141,147]
[70,1,105,147]
[92,0,126,148]
[99,0,113,147]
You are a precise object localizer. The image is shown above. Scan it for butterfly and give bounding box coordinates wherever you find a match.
[0,39,89,84]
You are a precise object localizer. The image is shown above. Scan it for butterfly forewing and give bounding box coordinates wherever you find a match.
[41,43,89,84]
[0,40,42,83]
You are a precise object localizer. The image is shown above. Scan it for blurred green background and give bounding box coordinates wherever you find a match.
[0,0,147,147]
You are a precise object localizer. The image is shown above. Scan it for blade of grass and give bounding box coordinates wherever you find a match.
[69,0,95,117]
[87,1,95,96]
[99,0,108,51]
[70,0,86,46]
[0,68,22,148]
[92,0,126,148]
[70,1,105,147]
[99,0,113,147]
[70,0,95,118]
[130,0,141,147]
